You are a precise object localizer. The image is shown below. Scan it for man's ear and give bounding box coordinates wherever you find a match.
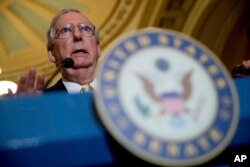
[97,45,101,58]
[48,50,56,63]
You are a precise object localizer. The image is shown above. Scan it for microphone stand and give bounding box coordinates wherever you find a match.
[45,67,61,88]
[45,58,74,88]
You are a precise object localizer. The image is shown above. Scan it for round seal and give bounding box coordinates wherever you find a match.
[95,28,239,166]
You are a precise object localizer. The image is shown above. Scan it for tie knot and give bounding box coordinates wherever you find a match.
[81,84,92,93]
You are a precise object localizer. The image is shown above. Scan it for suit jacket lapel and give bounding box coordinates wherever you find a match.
[45,79,67,93]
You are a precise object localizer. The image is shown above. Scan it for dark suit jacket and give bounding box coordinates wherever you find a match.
[45,79,67,93]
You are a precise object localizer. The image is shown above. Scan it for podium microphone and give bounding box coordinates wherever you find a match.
[45,57,74,88]
[232,65,250,76]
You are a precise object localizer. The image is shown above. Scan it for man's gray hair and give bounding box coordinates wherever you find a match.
[46,8,99,51]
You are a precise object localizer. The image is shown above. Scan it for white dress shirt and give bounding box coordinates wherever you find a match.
[62,79,96,94]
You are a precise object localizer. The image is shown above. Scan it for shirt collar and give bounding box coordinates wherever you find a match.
[62,79,96,94]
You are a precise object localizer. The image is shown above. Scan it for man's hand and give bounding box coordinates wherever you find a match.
[16,68,45,96]
[242,60,250,69]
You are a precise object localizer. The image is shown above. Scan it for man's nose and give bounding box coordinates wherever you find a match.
[73,27,82,39]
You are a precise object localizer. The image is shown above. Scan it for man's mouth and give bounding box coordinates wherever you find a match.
[72,49,88,55]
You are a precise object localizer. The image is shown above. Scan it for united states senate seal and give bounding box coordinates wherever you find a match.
[95,28,239,166]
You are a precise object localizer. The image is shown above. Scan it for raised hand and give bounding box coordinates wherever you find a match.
[15,68,45,96]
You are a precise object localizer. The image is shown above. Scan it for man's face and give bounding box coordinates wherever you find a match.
[48,12,100,70]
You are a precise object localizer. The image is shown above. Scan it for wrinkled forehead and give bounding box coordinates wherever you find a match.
[54,12,92,29]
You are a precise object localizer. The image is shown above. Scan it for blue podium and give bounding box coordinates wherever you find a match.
[0,93,113,167]
[0,77,250,166]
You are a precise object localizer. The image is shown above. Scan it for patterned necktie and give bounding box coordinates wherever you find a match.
[81,84,92,93]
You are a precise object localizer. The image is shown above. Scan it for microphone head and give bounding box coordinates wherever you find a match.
[232,65,250,76]
[62,57,74,68]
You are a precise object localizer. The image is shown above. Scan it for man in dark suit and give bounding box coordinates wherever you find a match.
[10,8,100,95]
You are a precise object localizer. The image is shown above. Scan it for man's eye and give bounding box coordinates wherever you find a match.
[60,27,72,34]
[80,25,92,32]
